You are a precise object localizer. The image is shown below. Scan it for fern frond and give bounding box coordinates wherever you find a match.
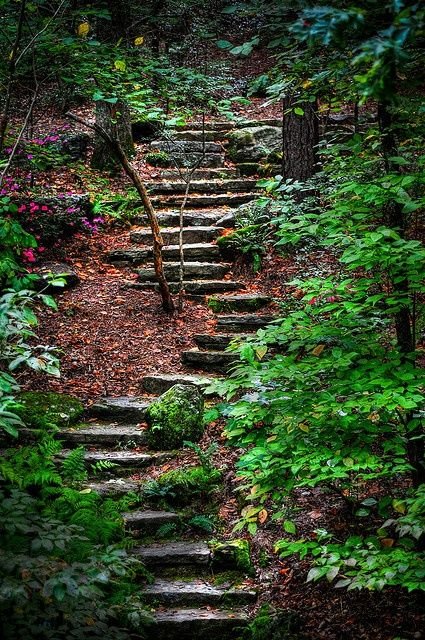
[61,446,87,482]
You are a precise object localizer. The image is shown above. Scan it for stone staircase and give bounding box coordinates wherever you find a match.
[57,395,256,639]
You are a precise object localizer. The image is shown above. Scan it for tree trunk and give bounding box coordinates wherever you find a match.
[91,100,134,171]
[282,97,319,182]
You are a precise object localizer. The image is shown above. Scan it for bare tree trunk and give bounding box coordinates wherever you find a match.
[68,112,174,313]
[91,100,134,171]
[282,97,319,182]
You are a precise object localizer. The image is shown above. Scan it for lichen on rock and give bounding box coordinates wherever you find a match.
[211,539,253,574]
[145,384,205,450]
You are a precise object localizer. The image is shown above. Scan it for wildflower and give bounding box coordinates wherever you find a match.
[22,248,36,263]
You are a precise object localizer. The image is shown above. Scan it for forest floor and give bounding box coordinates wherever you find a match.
[12,84,424,640]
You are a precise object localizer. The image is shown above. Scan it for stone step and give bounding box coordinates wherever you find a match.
[60,450,173,476]
[109,244,221,266]
[135,208,231,227]
[194,334,246,351]
[130,226,224,246]
[216,314,278,333]
[127,280,245,295]
[207,293,272,313]
[170,118,281,131]
[181,349,239,373]
[145,179,258,195]
[152,193,255,208]
[123,510,179,534]
[167,152,226,168]
[168,130,222,142]
[151,607,248,640]
[151,140,223,154]
[88,396,150,421]
[86,477,141,496]
[142,373,215,395]
[57,421,148,448]
[159,167,239,179]
[136,262,231,281]
[142,578,256,606]
[133,541,211,567]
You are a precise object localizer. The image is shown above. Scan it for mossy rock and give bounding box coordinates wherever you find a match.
[227,126,282,163]
[145,384,204,450]
[211,539,253,574]
[15,391,84,429]
[155,466,222,504]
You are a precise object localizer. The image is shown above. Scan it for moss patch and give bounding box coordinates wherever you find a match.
[211,539,253,574]
[15,391,84,430]
[145,384,204,450]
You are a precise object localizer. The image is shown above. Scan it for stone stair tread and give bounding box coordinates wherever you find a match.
[216,314,278,332]
[208,293,272,313]
[181,349,239,372]
[142,578,257,605]
[133,541,211,565]
[85,477,141,496]
[130,226,224,245]
[194,333,248,351]
[109,244,221,265]
[57,421,147,446]
[135,262,231,281]
[151,140,223,153]
[151,607,248,639]
[152,194,256,208]
[123,510,179,529]
[127,280,245,295]
[60,449,173,467]
[145,179,259,194]
[142,373,216,395]
[88,396,151,420]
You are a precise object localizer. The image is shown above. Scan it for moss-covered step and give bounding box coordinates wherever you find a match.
[59,449,174,477]
[15,391,84,429]
[151,193,256,209]
[130,226,224,246]
[142,373,216,396]
[208,294,272,313]
[216,314,278,333]
[57,421,148,448]
[194,333,247,351]
[152,607,248,640]
[135,262,231,281]
[133,541,211,567]
[181,349,239,373]
[144,179,259,195]
[128,280,245,295]
[88,396,150,421]
[151,140,222,154]
[108,244,221,265]
[142,578,256,606]
[123,510,180,534]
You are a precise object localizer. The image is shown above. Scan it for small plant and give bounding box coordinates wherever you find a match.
[145,150,170,167]
[184,440,218,472]
[188,514,216,534]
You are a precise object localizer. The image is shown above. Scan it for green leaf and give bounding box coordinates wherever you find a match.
[294,107,305,116]
[283,520,297,534]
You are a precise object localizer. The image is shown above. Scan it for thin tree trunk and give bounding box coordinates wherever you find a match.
[91,100,134,171]
[282,96,319,182]
[67,112,174,313]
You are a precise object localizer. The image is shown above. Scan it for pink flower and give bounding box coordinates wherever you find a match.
[22,248,36,263]
[18,205,27,213]
[41,205,49,211]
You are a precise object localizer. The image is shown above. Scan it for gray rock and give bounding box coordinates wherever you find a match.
[133,541,211,566]
[130,226,224,246]
[123,510,179,533]
[142,373,213,396]
[181,349,239,373]
[58,421,147,448]
[216,314,278,333]
[108,243,221,265]
[145,384,204,450]
[89,396,150,421]
[32,262,79,292]
[142,578,257,606]
[208,294,272,313]
[152,608,248,640]
[216,211,236,227]
[152,193,255,208]
[136,262,230,281]
[151,140,222,154]
[227,126,282,163]
[58,132,91,160]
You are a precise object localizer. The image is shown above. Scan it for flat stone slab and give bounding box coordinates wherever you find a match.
[133,541,211,566]
[216,314,278,333]
[169,130,221,142]
[128,280,245,295]
[130,226,224,246]
[142,578,257,606]
[152,608,248,639]
[152,193,256,208]
[181,349,239,373]
[142,373,214,395]
[167,152,226,168]
[208,294,272,313]
[123,510,179,532]
[145,179,258,195]
[151,140,222,154]
[159,168,239,179]
[60,450,173,476]
[135,209,232,227]
[86,478,141,496]
[88,396,150,421]
[194,334,247,351]
[136,262,231,281]
[58,421,148,447]
[109,243,221,264]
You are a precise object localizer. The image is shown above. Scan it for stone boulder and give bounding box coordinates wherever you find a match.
[145,384,204,450]
[227,126,282,163]
[33,262,80,292]
[15,391,84,430]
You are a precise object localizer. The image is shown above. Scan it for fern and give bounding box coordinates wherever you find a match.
[188,514,216,534]
[91,459,119,475]
[184,440,218,472]
[61,446,87,483]
[157,522,178,538]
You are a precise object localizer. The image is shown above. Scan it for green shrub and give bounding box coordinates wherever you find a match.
[15,391,84,430]
[145,151,170,167]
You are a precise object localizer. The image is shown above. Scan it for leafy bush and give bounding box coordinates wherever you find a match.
[141,466,222,506]
[145,151,170,167]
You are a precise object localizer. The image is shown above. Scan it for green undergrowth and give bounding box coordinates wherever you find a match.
[15,391,84,430]
[140,465,222,507]
[237,605,304,640]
